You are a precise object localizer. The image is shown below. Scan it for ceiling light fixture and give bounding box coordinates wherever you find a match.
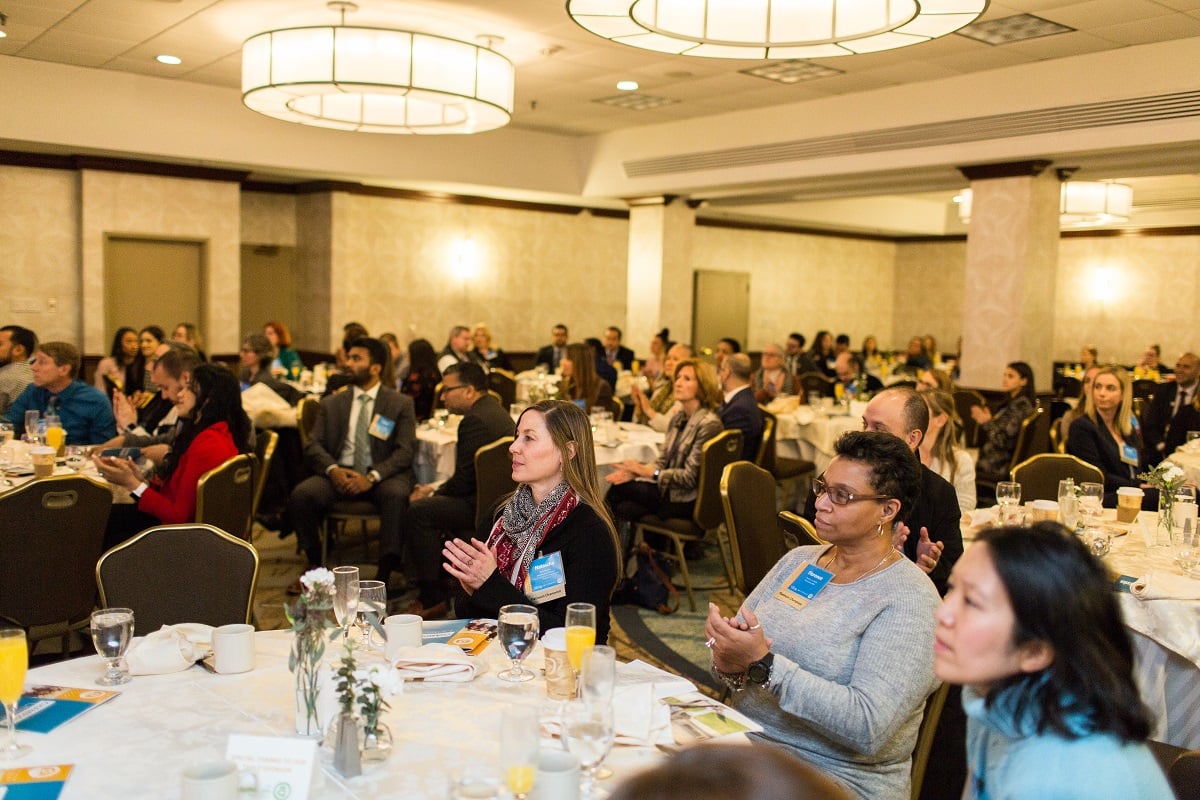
[566,0,987,59]
[156,54,182,65]
[616,80,639,90]
[241,1,515,134]
[956,180,1134,228]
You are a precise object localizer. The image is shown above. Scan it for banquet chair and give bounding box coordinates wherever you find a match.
[758,407,817,501]
[96,523,259,633]
[720,461,789,597]
[1132,379,1158,402]
[296,396,320,448]
[249,429,278,525]
[320,501,380,566]
[634,429,743,611]
[1009,408,1051,469]
[487,369,516,408]
[754,406,775,467]
[0,475,111,658]
[195,453,256,539]
[474,436,516,533]
[1167,750,1200,800]
[910,682,951,800]
[798,371,834,400]
[954,389,987,448]
[777,510,825,548]
[1056,375,1082,400]
[1010,454,1103,501]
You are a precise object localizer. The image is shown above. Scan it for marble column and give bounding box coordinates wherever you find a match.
[958,161,1061,392]
[626,197,695,354]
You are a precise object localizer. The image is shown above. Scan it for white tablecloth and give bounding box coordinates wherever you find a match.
[772,407,861,473]
[14,631,678,798]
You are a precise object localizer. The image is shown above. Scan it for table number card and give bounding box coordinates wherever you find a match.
[226,734,319,800]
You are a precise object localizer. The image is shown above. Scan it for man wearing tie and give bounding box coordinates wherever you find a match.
[287,337,416,589]
[1142,352,1200,465]
[602,326,635,371]
[534,324,569,372]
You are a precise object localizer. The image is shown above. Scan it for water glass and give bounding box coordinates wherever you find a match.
[0,628,31,760]
[355,580,387,650]
[564,702,614,800]
[332,566,360,640]
[579,646,616,709]
[499,705,540,800]
[90,608,134,686]
[1078,482,1104,524]
[22,410,38,440]
[1177,525,1200,577]
[996,481,1021,507]
[434,409,450,428]
[1058,480,1079,531]
[1087,527,1112,559]
[497,604,539,682]
[65,445,88,472]
[0,423,12,448]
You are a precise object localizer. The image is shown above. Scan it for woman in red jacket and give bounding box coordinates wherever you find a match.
[97,363,252,549]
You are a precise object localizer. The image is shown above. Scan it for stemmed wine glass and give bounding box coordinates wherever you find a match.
[332,566,360,641]
[564,701,614,800]
[355,580,387,650]
[0,628,31,760]
[996,481,1022,523]
[497,604,540,682]
[90,607,134,686]
[499,705,539,799]
[564,603,596,695]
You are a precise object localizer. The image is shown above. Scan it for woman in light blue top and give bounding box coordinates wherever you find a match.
[935,523,1172,799]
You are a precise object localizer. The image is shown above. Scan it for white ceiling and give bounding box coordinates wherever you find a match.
[2,0,1199,234]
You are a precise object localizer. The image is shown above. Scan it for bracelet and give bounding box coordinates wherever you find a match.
[714,667,748,692]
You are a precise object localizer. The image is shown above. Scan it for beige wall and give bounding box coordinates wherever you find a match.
[241,192,297,247]
[693,226,897,353]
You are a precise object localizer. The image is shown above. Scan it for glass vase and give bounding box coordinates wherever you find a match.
[1155,491,1175,547]
[361,721,393,764]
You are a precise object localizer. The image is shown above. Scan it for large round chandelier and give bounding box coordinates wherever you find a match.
[566,0,989,59]
[241,3,514,134]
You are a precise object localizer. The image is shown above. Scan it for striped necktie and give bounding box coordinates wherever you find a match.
[353,393,372,473]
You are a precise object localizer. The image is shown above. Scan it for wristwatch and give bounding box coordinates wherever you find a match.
[746,652,774,688]
[652,468,661,480]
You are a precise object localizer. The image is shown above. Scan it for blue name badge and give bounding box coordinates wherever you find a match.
[773,560,834,610]
[368,414,395,440]
[527,552,567,603]
[1120,442,1139,467]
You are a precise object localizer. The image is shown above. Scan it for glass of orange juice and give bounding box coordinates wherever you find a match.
[565,602,596,698]
[0,628,32,760]
[499,705,539,800]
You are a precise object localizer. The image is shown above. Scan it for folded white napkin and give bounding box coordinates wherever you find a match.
[1131,571,1200,600]
[792,405,815,425]
[612,660,696,746]
[126,623,214,675]
[766,395,800,415]
[391,643,487,682]
[967,506,999,528]
[241,382,298,428]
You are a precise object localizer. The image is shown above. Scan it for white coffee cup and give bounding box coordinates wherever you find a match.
[181,760,256,800]
[384,614,422,659]
[211,624,255,674]
[532,749,580,800]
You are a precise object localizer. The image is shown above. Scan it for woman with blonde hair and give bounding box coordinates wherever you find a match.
[1066,365,1153,508]
[606,359,724,526]
[469,323,512,372]
[920,390,976,513]
[560,342,613,413]
[442,400,621,642]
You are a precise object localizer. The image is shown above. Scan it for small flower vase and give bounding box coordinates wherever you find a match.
[1156,491,1175,547]
[330,713,363,778]
[361,721,393,764]
[292,609,331,737]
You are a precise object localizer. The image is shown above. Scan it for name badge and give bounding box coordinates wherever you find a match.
[773,560,834,611]
[1120,442,1139,466]
[527,552,567,603]
[368,414,395,440]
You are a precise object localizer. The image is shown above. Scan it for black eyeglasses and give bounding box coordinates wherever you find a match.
[440,385,468,396]
[813,476,891,506]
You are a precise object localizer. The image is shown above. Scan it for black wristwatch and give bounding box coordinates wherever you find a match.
[746,652,774,688]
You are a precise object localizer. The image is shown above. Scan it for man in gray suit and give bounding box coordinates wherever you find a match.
[402,361,515,613]
[287,337,416,589]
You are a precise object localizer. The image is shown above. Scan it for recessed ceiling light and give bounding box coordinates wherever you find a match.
[741,60,843,84]
[156,54,182,65]
[594,93,678,111]
[616,80,638,91]
[956,14,1074,45]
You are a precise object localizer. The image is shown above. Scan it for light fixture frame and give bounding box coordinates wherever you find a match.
[955,180,1134,228]
[241,25,514,134]
[566,0,990,59]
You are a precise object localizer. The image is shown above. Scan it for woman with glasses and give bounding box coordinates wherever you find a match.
[705,431,941,800]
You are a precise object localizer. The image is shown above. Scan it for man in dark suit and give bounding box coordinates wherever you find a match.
[802,385,961,596]
[403,362,515,614]
[718,353,763,462]
[833,352,884,396]
[534,324,569,372]
[1142,351,1200,465]
[585,337,618,390]
[287,337,416,589]
[602,326,635,371]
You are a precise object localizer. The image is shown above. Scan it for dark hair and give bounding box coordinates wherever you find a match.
[977,523,1152,741]
[717,337,741,353]
[158,363,252,482]
[609,742,852,800]
[107,327,145,393]
[553,323,568,334]
[349,336,389,370]
[836,333,851,347]
[0,325,37,357]
[443,361,487,391]
[140,325,165,343]
[813,330,833,355]
[1008,361,1036,400]
[606,326,623,341]
[788,332,806,348]
[653,328,670,347]
[109,327,138,360]
[563,342,605,410]
[406,339,439,378]
[833,430,921,522]
[341,322,368,351]
[264,320,292,348]
[243,332,274,369]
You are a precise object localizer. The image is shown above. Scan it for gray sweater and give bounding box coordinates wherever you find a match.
[729,545,941,800]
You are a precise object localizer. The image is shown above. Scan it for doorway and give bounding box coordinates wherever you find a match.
[104,236,204,341]
[692,270,749,358]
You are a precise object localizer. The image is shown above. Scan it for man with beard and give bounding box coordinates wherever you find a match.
[0,325,36,415]
[287,337,417,591]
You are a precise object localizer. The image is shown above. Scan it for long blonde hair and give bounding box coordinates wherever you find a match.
[922,390,964,482]
[1083,365,1134,437]
[515,401,621,587]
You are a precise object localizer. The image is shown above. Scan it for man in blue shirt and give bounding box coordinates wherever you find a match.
[4,341,115,445]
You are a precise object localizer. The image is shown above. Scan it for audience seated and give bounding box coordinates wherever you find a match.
[920,390,976,513]
[93,327,144,399]
[99,342,201,463]
[631,343,690,432]
[752,343,799,403]
[264,320,303,378]
[0,324,37,416]
[1060,364,1100,450]
[469,323,512,372]
[805,330,836,377]
[713,337,740,371]
[378,332,409,388]
[403,362,515,615]
[560,342,613,413]
[137,326,165,392]
[94,363,251,549]
[783,332,806,376]
[239,332,302,405]
[287,337,416,587]
[534,323,569,372]
[437,325,473,374]
[834,352,884,397]
[901,336,932,372]
[1066,366,1154,509]
[972,361,1036,484]
[171,322,208,362]
[1141,351,1200,465]
[4,341,115,445]
[399,338,441,422]
[717,353,763,461]
[916,368,952,393]
[1137,343,1171,375]
[1079,343,1098,370]
[640,327,670,383]
[601,326,635,371]
[584,337,618,390]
